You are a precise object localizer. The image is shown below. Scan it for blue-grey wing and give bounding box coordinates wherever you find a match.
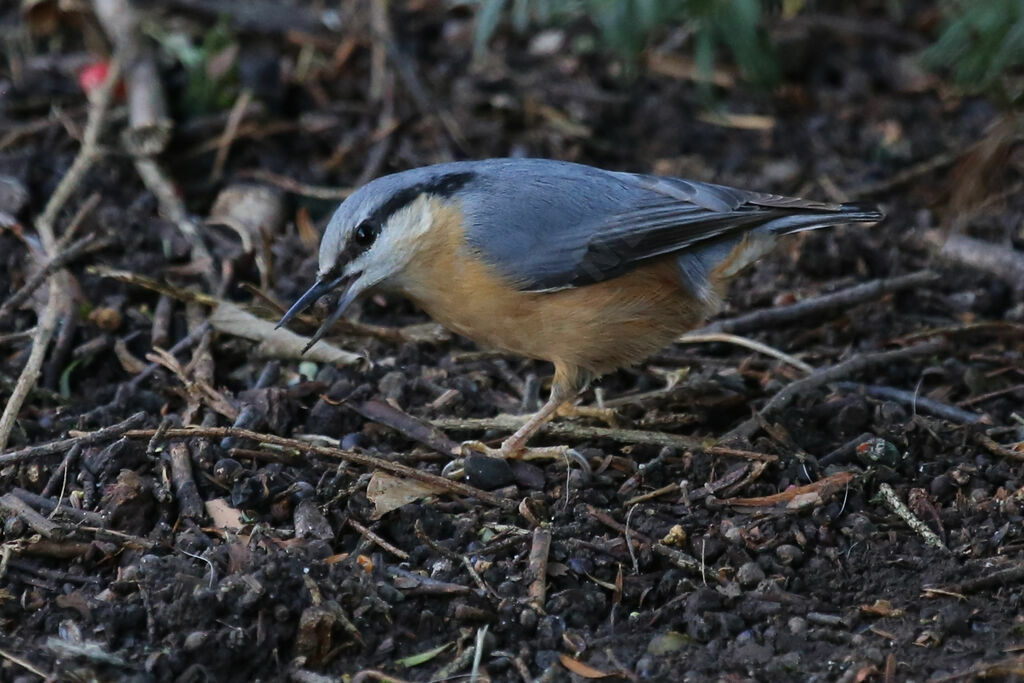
[457,159,879,298]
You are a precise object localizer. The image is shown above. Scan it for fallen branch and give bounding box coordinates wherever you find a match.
[835,382,987,425]
[721,470,854,509]
[122,426,517,510]
[677,332,814,373]
[0,493,65,539]
[877,483,948,554]
[925,231,1024,294]
[351,399,461,456]
[432,415,702,450]
[0,60,120,451]
[695,271,937,336]
[0,232,105,324]
[527,528,552,609]
[0,412,146,465]
[727,340,946,440]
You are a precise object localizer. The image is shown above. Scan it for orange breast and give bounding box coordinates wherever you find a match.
[394,200,715,377]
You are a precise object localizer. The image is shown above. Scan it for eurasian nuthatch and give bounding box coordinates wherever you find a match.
[278,158,882,460]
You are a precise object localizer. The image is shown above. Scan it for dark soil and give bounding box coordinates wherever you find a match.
[2,2,1024,681]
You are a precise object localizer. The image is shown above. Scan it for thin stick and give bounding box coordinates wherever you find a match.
[696,271,937,336]
[678,332,814,373]
[0,647,48,679]
[347,518,410,560]
[835,382,987,425]
[233,168,352,199]
[926,232,1024,293]
[0,412,146,465]
[877,483,948,553]
[210,88,253,182]
[432,415,702,450]
[122,426,517,510]
[0,493,64,539]
[167,441,204,520]
[0,232,103,322]
[0,61,121,451]
[527,528,551,609]
[727,340,946,440]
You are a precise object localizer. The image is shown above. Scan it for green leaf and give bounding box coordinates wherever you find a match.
[59,359,83,399]
[395,642,452,668]
[474,0,508,58]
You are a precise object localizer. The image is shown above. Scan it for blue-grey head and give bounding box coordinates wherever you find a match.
[276,164,476,350]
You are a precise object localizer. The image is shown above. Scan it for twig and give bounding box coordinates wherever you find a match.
[210,88,253,182]
[939,564,1024,595]
[0,647,48,679]
[835,382,987,425]
[727,340,946,440]
[10,487,105,526]
[0,234,104,323]
[0,60,121,451]
[347,518,410,560]
[432,415,702,450]
[624,483,680,507]
[40,443,82,497]
[0,493,64,539]
[122,426,517,510]
[368,0,390,102]
[527,528,551,609]
[0,412,146,465]
[925,231,1024,294]
[976,434,1024,463]
[877,483,948,553]
[678,332,814,373]
[959,383,1024,408]
[696,271,937,335]
[586,504,713,580]
[233,169,352,199]
[353,399,462,456]
[167,441,204,520]
[133,158,215,280]
[413,519,499,599]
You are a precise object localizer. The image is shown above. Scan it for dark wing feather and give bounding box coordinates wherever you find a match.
[458,160,880,293]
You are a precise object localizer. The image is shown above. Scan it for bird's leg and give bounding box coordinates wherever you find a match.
[496,388,568,456]
[458,365,590,470]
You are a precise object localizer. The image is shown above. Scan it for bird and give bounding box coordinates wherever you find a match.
[277,158,883,462]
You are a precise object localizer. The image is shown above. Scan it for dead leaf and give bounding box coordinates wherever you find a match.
[205,497,246,531]
[210,301,364,365]
[113,338,146,374]
[366,471,448,519]
[724,471,854,508]
[698,110,775,131]
[861,599,904,618]
[557,653,623,679]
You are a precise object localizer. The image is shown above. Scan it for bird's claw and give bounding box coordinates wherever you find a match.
[456,440,591,474]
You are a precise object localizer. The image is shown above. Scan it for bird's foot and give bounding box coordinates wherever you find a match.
[557,403,619,428]
[442,440,591,478]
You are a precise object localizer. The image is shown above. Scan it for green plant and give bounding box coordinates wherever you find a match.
[922,0,1024,105]
[474,0,779,85]
[147,19,240,115]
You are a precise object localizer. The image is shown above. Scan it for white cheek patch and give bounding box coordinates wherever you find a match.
[348,194,435,283]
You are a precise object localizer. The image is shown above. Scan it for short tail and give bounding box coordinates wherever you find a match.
[762,202,885,236]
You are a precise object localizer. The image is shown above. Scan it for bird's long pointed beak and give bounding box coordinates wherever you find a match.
[276,273,361,353]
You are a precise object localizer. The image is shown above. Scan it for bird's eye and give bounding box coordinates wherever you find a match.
[353,220,380,248]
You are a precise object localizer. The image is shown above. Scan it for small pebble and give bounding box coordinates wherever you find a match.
[464,454,514,489]
[736,562,766,588]
[776,544,804,566]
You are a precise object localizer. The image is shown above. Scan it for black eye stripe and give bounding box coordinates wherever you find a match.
[365,171,475,228]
